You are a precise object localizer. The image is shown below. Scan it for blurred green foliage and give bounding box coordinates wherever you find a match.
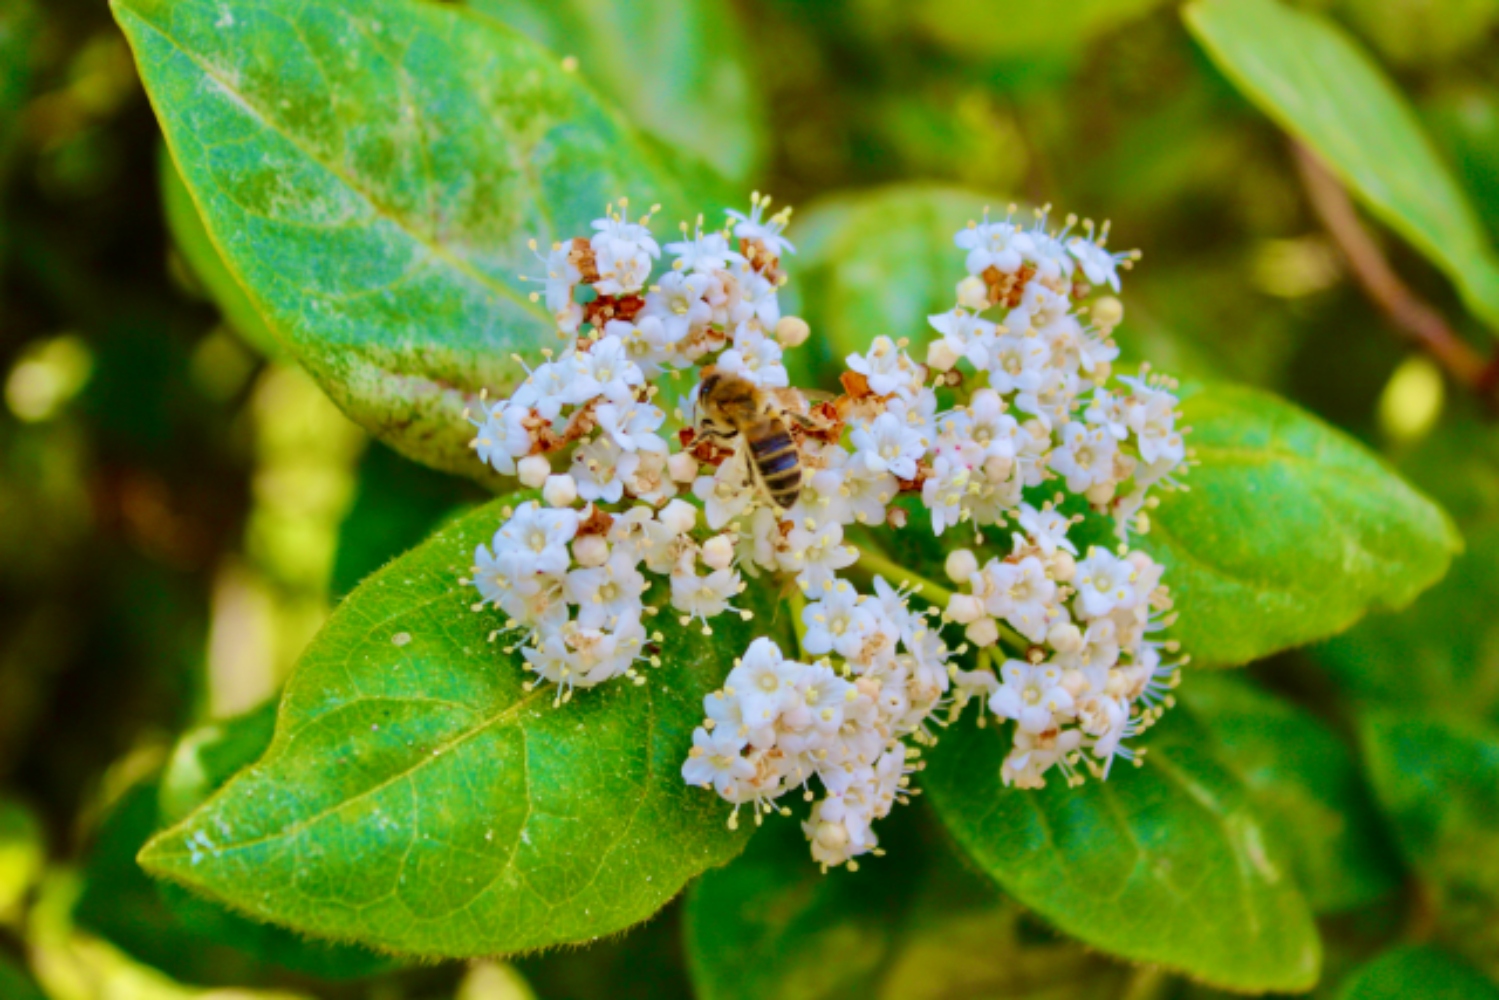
[3,0,1499,996]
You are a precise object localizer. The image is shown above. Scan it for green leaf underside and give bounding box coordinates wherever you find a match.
[686,809,1132,1000]
[462,0,764,183]
[1185,0,1499,333]
[113,0,702,479]
[1337,945,1499,1000]
[1182,673,1399,913]
[138,500,768,957]
[923,705,1320,993]
[1142,384,1459,668]
[160,148,284,358]
[1361,713,1499,980]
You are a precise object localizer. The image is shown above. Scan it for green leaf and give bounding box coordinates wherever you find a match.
[462,0,764,182]
[138,499,770,957]
[114,0,709,480]
[0,953,44,1000]
[76,769,398,986]
[158,699,279,828]
[923,705,1321,993]
[1184,0,1499,333]
[1316,521,1499,724]
[159,147,283,358]
[686,807,1133,1000]
[900,0,1169,65]
[1361,713,1499,980]
[1139,383,1459,668]
[1181,673,1400,913]
[1337,945,1499,1000]
[792,184,1003,387]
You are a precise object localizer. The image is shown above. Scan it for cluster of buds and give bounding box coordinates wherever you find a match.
[465,195,1189,868]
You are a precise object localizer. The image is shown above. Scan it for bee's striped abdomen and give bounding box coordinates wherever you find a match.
[749,416,801,509]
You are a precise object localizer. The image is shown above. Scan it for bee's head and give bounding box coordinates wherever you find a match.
[698,365,722,401]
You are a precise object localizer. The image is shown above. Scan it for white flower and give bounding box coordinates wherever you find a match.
[1068,235,1125,292]
[565,336,644,405]
[1085,388,1131,440]
[927,309,997,369]
[1073,547,1135,618]
[801,584,874,660]
[987,334,1048,395]
[693,452,756,529]
[595,392,668,455]
[671,566,742,625]
[922,453,970,536]
[728,196,796,257]
[965,389,1021,459]
[1128,386,1185,466]
[989,660,1075,734]
[667,222,742,274]
[1024,229,1075,284]
[846,336,918,398]
[974,555,1057,643]
[609,315,682,377]
[838,458,897,525]
[572,437,638,504]
[727,638,799,725]
[780,521,857,592]
[1016,502,1076,556]
[682,727,754,796]
[593,238,655,296]
[642,271,712,344]
[717,327,789,388]
[735,268,783,328]
[471,402,532,475]
[1002,727,1083,789]
[1006,282,1070,337]
[1048,421,1118,494]
[534,241,581,314]
[493,502,579,577]
[565,551,648,630]
[955,216,1032,276]
[851,411,925,481]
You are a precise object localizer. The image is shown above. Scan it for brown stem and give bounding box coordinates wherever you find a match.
[1291,142,1497,402]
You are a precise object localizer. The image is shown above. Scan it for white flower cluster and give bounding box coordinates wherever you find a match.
[465,196,1189,869]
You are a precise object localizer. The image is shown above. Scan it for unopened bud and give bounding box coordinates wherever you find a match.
[885,506,908,529]
[573,534,609,567]
[965,616,1000,648]
[518,454,551,488]
[957,275,990,311]
[926,338,961,373]
[1050,551,1076,582]
[543,473,578,508]
[774,315,811,348]
[945,548,979,584]
[815,821,849,851]
[660,498,697,536]
[982,453,1014,483]
[1085,481,1116,506]
[1092,296,1123,329]
[947,593,985,624]
[702,534,735,570]
[1047,621,1083,654]
[668,451,700,483]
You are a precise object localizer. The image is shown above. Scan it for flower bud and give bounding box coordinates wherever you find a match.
[774,315,811,348]
[518,454,551,488]
[926,339,960,373]
[1050,551,1076,582]
[702,534,735,570]
[1047,621,1083,654]
[543,473,578,508]
[946,593,984,624]
[660,498,697,536]
[957,275,990,311]
[885,506,908,529]
[573,534,609,567]
[1092,295,1124,329]
[982,453,1013,483]
[945,548,979,584]
[815,820,849,852]
[668,451,700,483]
[965,617,1000,648]
[1085,481,1116,506]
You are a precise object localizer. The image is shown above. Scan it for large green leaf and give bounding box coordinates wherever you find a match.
[1140,384,1459,668]
[462,0,763,182]
[1337,946,1499,1000]
[138,500,769,957]
[1361,713,1499,979]
[1181,674,1399,913]
[1185,0,1499,333]
[923,706,1320,993]
[685,808,1132,1000]
[114,0,706,480]
[159,148,283,358]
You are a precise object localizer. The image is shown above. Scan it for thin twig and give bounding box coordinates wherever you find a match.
[1291,142,1495,399]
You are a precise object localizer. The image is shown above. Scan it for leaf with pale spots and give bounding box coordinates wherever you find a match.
[923,704,1321,993]
[137,499,772,957]
[113,0,712,481]
[1140,384,1459,668]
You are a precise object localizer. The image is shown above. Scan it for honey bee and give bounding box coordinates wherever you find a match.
[695,366,826,510]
